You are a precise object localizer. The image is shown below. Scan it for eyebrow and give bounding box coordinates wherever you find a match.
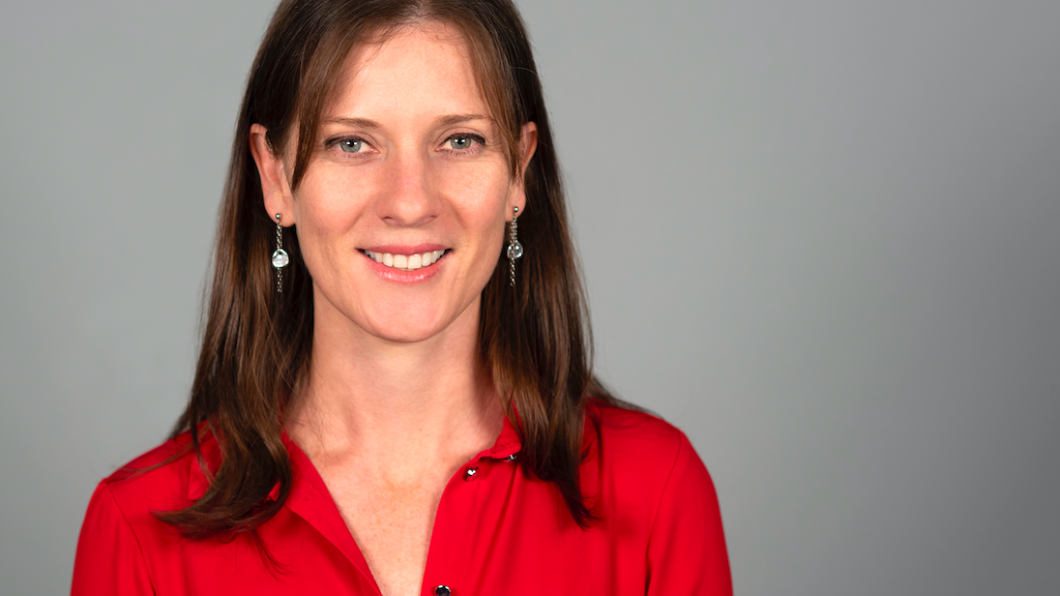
[435,113,491,126]
[322,116,381,128]
[321,114,491,128]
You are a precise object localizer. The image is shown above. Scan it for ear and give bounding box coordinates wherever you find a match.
[508,121,538,219]
[249,123,296,226]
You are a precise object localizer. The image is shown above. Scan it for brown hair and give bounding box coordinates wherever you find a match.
[160,0,615,538]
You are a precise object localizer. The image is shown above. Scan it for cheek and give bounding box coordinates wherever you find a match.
[437,162,512,230]
[460,193,510,287]
[291,170,372,277]
[296,169,369,229]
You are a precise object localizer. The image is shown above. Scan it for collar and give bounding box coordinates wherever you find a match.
[481,411,523,461]
[186,411,524,501]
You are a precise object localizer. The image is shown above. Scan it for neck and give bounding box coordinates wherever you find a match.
[285,293,503,473]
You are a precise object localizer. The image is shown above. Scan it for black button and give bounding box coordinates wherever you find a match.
[435,586,451,596]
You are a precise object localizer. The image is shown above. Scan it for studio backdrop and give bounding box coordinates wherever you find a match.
[1,1,1058,595]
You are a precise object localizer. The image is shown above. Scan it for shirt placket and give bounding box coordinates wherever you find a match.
[420,442,522,596]
[283,446,382,594]
[280,423,523,596]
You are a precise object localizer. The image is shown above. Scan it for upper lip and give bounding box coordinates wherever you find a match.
[361,243,447,255]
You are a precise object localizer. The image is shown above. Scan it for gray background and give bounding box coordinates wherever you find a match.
[1,0,1057,594]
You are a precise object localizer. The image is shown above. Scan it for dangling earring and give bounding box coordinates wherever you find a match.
[271,213,289,293]
[507,206,523,287]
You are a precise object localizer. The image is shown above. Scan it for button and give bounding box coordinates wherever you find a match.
[505,453,517,461]
[464,467,479,481]
[435,586,451,596]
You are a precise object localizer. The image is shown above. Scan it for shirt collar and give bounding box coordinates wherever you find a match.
[482,411,522,461]
[186,411,524,501]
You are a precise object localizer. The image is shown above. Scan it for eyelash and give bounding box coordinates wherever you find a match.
[323,133,487,157]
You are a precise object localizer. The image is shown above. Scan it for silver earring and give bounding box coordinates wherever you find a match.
[507,206,523,287]
[271,213,289,293]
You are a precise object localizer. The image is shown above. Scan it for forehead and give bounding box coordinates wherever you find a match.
[327,22,490,120]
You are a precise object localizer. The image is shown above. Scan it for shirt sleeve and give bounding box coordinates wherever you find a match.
[645,432,732,596]
[72,482,155,596]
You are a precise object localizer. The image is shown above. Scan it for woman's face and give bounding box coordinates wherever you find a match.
[254,23,536,345]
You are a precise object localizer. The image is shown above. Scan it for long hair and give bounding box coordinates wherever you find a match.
[160,0,614,538]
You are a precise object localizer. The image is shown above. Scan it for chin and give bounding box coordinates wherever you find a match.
[371,324,444,344]
[314,280,481,346]
[359,308,458,345]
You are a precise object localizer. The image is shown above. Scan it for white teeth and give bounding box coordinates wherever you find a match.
[365,249,446,271]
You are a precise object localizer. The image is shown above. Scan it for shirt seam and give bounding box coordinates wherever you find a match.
[103,483,159,595]
[644,431,686,553]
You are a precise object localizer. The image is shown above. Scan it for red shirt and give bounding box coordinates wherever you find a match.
[72,402,731,595]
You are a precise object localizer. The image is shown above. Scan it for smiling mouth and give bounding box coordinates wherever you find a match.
[363,249,447,271]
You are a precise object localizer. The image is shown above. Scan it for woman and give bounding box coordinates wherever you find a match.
[72,1,730,594]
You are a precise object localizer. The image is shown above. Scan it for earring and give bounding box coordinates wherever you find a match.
[271,213,289,293]
[507,206,523,287]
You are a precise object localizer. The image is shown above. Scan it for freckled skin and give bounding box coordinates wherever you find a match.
[283,25,527,346]
[320,450,456,596]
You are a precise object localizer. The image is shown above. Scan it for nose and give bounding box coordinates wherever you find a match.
[375,150,439,227]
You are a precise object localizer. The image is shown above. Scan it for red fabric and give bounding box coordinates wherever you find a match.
[72,402,731,595]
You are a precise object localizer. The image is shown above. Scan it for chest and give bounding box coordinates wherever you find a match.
[320,465,454,596]
[152,456,655,596]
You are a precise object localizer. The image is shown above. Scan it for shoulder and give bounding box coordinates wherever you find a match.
[90,431,214,528]
[585,399,694,469]
[73,433,208,594]
[582,400,731,592]
[582,399,714,516]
